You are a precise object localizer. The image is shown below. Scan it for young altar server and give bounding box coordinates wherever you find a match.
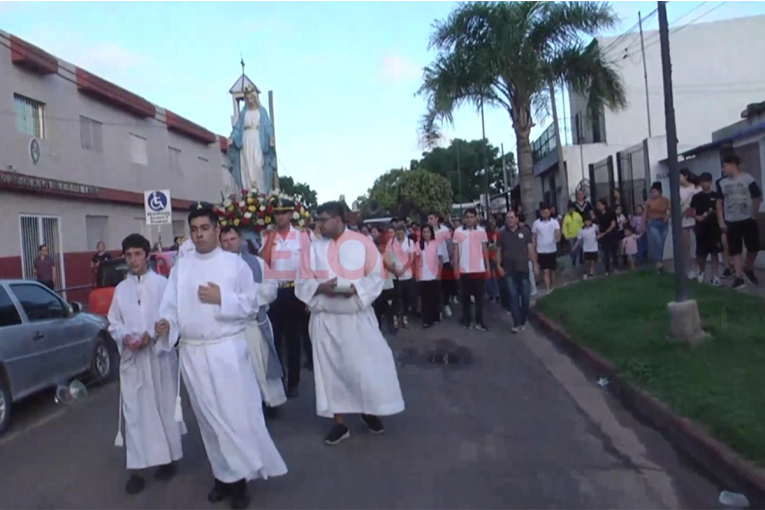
[107,233,185,495]
[296,201,405,445]
[155,202,287,510]
[219,225,287,413]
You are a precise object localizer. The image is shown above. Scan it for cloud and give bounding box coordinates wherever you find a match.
[380,54,422,84]
[14,25,149,78]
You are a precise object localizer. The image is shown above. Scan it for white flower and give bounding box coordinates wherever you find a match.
[292,212,300,220]
[238,200,246,208]
[244,212,252,219]
[259,205,266,212]
[256,218,265,226]
[223,198,232,207]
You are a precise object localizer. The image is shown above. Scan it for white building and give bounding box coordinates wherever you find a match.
[535,14,765,212]
[0,31,236,299]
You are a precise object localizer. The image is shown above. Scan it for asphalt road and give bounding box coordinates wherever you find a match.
[0,306,722,509]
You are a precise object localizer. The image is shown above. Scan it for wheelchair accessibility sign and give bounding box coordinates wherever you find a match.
[144,189,172,225]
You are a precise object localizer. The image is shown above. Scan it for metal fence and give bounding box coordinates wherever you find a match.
[616,140,649,215]
[588,155,615,207]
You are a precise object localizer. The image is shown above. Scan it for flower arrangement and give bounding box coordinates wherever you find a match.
[215,189,311,233]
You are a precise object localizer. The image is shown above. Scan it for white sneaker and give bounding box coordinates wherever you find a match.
[711,277,721,286]
[687,270,697,279]
[583,274,589,281]
[511,326,521,334]
[697,273,705,284]
[444,305,452,317]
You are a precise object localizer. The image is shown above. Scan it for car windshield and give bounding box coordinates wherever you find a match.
[97,258,158,288]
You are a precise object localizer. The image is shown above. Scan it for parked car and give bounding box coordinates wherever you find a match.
[88,251,176,317]
[0,279,117,435]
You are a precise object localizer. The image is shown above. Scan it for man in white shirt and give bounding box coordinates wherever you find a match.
[156,203,287,509]
[453,208,490,330]
[531,203,561,293]
[260,198,312,398]
[107,233,184,495]
[428,212,453,317]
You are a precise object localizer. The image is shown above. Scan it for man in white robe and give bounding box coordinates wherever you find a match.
[107,233,185,495]
[219,225,287,414]
[296,201,405,445]
[155,203,287,510]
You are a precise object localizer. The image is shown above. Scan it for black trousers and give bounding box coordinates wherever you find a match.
[393,278,416,318]
[373,288,396,328]
[440,262,458,305]
[268,286,306,390]
[419,280,441,325]
[302,310,313,370]
[600,236,620,273]
[460,274,486,326]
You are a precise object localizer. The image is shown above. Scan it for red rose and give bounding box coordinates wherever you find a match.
[254,224,263,233]
[266,205,274,214]
[228,193,237,200]
[241,216,251,226]
[215,209,224,217]
[257,210,266,219]
[241,189,249,196]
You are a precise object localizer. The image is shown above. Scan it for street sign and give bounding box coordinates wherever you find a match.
[144,189,172,225]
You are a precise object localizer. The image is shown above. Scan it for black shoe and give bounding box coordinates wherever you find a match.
[153,462,177,481]
[324,422,350,445]
[229,480,249,510]
[125,474,145,495]
[360,414,385,434]
[732,277,746,290]
[722,268,733,278]
[263,404,279,420]
[208,479,230,503]
[286,387,299,399]
[744,269,759,285]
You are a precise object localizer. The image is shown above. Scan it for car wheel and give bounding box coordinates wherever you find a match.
[0,378,12,436]
[89,336,115,384]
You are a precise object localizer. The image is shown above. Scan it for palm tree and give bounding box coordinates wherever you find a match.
[417,1,628,216]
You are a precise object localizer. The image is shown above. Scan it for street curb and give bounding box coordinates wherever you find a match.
[529,308,765,508]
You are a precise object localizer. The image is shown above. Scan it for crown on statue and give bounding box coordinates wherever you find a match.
[243,84,258,95]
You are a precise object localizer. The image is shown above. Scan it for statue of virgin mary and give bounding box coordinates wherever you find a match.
[227,85,277,193]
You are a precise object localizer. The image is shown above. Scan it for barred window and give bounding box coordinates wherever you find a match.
[14,94,45,139]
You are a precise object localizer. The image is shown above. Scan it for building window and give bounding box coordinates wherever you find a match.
[14,94,45,139]
[85,215,109,250]
[80,116,103,152]
[168,147,182,173]
[130,133,148,166]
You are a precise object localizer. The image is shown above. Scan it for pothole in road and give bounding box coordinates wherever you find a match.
[397,338,473,368]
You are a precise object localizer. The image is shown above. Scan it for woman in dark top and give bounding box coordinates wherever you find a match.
[91,242,112,282]
[595,198,619,275]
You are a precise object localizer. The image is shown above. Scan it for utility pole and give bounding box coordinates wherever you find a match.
[549,82,568,210]
[658,1,686,302]
[480,98,490,219]
[456,140,463,217]
[639,11,653,137]
[501,142,508,192]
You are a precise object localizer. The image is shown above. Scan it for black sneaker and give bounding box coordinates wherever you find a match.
[208,479,230,503]
[125,474,145,495]
[360,414,385,434]
[153,462,177,481]
[229,480,249,510]
[732,277,746,290]
[475,323,488,331]
[324,423,350,445]
[286,387,299,399]
[722,268,733,278]
[744,269,759,285]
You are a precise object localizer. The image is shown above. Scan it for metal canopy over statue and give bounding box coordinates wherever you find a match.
[227,60,279,193]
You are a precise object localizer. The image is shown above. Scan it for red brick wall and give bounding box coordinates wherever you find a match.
[0,249,121,303]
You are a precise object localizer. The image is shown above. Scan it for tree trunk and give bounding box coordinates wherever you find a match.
[515,125,536,218]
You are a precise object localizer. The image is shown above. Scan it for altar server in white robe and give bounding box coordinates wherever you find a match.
[107,233,185,495]
[296,201,405,446]
[219,225,287,413]
[155,203,287,510]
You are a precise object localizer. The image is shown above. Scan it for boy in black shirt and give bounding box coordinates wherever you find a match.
[690,172,721,285]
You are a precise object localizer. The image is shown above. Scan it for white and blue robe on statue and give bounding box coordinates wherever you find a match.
[157,247,287,483]
[107,270,185,470]
[296,229,405,418]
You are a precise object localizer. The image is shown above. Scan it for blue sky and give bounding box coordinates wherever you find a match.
[2,1,764,203]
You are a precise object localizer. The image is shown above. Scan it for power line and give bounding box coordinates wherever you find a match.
[628,1,710,53]
[640,1,728,53]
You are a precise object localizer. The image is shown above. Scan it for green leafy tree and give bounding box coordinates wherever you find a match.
[414,138,516,203]
[279,176,318,210]
[417,1,627,215]
[366,168,453,220]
